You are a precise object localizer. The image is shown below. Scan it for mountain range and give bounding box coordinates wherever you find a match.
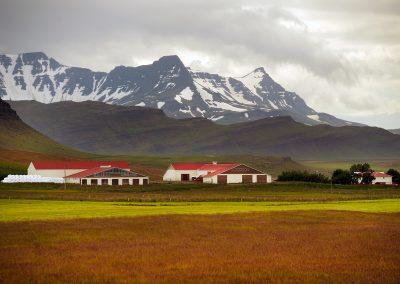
[9,100,400,160]
[0,52,358,126]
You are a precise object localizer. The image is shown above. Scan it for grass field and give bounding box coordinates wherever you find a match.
[300,159,400,175]
[1,182,400,202]
[1,182,400,282]
[1,198,399,222]
[1,211,399,283]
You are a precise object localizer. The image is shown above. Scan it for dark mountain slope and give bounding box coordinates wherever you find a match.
[0,98,86,159]
[9,100,400,160]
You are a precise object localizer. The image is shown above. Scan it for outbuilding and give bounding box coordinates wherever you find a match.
[27,160,149,186]
[163,162,271,184]
[64,166,149,185]
[28,160,130,178]
[371,172,392,185]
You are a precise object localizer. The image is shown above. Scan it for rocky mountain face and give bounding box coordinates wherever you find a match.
[0,52,358,126]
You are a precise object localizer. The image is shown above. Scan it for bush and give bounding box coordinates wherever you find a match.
[277,170,330,183]
[387,169,400,184]
[332,169,353,185]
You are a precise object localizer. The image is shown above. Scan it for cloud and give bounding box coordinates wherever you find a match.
[0,0,399,127]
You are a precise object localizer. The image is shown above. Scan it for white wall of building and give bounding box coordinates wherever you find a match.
[203,174,272,184]
[373,176,392,185]
[28,163,87,178]
[163,168,200,181]
[65,177,149,185]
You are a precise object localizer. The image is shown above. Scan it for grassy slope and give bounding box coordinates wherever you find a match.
[10,100,400,160]
[300,159,400,175]
[1,198,399,222]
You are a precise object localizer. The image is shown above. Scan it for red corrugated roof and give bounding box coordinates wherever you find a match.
[201,164,239,178]
[372,172,392,178]
[65,167,110,178]
[32,160,129,170]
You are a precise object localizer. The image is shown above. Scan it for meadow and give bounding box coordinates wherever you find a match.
[1,182,400,282]
[0,211,399,283]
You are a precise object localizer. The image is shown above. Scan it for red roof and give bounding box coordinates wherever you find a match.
[372,172,392,178]
[170,163,240,178]
[31,160,130,170]
[65,167,111,178]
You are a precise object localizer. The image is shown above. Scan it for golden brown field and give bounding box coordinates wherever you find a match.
[1,211,399,283]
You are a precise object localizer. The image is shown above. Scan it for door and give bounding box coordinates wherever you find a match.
[122,179,129,185]
[217,175,227,184]
[132,179,139,185]
[112,179,119,186]
[91,179,98,185]
[242,175,253,183]
[101,179,108,185]
[257,175,267,184]
[181,174,190,181]
[143,178,149,185]
[82,179,87,185]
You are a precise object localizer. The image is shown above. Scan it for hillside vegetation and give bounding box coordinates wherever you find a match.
[9,100,400,160]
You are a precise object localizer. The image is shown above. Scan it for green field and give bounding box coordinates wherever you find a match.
[1,198,399,222]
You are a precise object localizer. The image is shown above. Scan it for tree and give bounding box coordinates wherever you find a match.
[332,169,353,184]
[361,172,375,185]
[387,169,400,184]
[350,163,371,173]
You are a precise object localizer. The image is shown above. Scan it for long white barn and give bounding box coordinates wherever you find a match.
[27,160,149,185]
[163,162,272,184]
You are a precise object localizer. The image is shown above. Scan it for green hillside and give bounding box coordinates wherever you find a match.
[10,100,400,160]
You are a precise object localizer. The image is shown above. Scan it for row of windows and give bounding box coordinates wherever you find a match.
[81,178,148,185]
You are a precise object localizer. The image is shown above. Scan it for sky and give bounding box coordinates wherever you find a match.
[0,0,399,128]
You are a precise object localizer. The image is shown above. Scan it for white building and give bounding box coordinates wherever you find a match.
[163,162,272,184]
[27,160,149,185]
[371,172,392,185]
[64,166,149,185]
[356,171,393,185]
[28,160,131,178]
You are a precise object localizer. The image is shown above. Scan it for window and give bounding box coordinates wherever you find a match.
[181,174,190,181]
[132,179,139,185]
[122,179,129,185]
[91,179,98,185]
[101,179,108,185]
[112,179,119,186]
[82,179,87,185]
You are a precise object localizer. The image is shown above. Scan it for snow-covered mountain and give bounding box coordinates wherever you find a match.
[0,52,358,126]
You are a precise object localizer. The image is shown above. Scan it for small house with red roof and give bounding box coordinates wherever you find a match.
[28,161,149,186]
[163,162,271,184]
[371,172,392,185]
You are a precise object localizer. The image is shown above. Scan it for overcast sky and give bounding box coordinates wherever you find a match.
[1,0,399,128]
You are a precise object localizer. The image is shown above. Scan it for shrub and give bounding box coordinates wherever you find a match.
[332,169,353,185]
[277,170,330,183]
[387,169,400,184]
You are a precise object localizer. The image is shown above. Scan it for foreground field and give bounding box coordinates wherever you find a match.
[1,211,399,283]
[1,198,399,222]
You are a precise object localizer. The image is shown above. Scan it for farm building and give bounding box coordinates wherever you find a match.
[371,172,392,185]
[163,162,271,184]
[355,171,393,185]
[27,161,149,185]
[28,160,130,178]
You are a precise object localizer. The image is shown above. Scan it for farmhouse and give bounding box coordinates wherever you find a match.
[163,162,272,184]
[371,172,392,185]
[28,161,149,185]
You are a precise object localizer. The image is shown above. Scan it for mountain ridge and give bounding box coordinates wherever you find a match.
[9,100,400,160]
[0,51,360,126]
